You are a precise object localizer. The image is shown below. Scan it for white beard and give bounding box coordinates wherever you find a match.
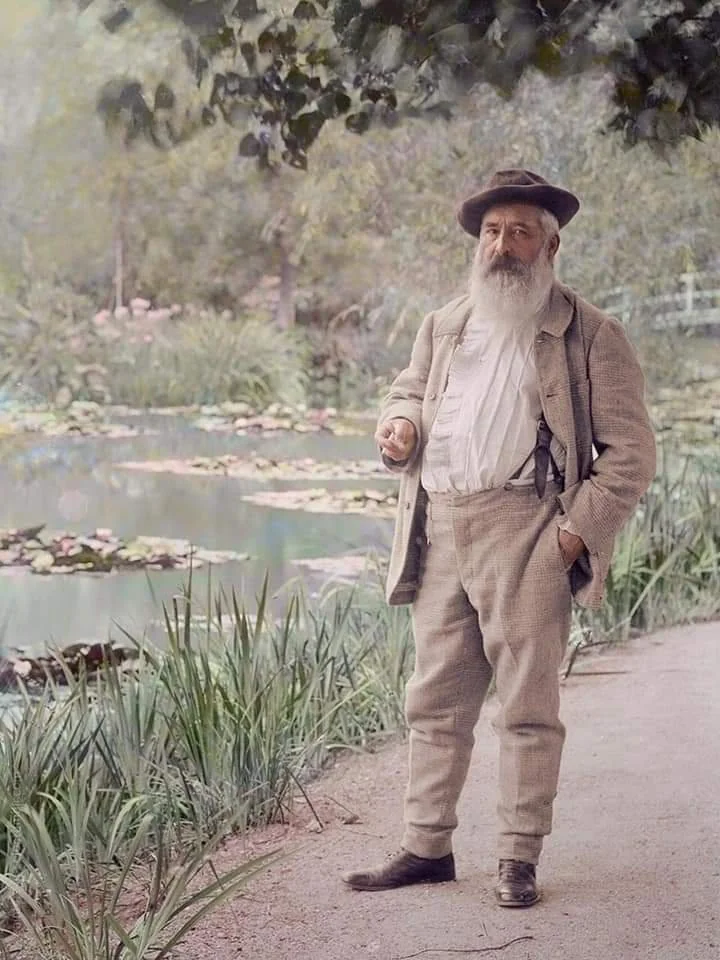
[468,248,555,326]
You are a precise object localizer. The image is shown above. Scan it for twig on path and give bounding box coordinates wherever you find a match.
[561,636,613,679]
[323,792,361,822]
[288,768,324,831]
[342,827,387,839]
[568,669,630,676]
[394,935,534,959]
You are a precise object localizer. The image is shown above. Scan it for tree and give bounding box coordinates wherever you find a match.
[5,0,719,341]
[71,0,720,169]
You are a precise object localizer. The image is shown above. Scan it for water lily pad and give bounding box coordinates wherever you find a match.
[0,641,140,691]
[192,404,370,437]
[0,527,249,575]
[118,454,389,481]
[0,403,153,439]
[30,551,55,572]
[0,525,46,548]
[292,553,388,583]
[241,487,398,517]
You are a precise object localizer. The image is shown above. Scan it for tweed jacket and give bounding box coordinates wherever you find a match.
[379,281,657,609]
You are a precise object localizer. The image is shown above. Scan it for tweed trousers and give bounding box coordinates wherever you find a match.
[402,481,572,866]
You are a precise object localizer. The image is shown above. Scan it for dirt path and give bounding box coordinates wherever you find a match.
[175,621,720,960]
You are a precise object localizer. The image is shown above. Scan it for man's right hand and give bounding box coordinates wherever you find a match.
[375,418,417,463]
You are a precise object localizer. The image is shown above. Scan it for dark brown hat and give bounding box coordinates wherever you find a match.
[458,169,580,237]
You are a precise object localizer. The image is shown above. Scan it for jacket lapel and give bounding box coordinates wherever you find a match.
[421,296,473,439]
[535,283,579,487]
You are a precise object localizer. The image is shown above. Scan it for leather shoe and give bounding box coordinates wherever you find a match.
[342,850,456,891]
[495,859,540,907]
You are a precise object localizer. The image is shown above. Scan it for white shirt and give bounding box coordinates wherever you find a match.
[421,308,564,494]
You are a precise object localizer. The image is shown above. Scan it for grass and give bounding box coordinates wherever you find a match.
[0,287,309,411]
[2,807,279,960]
[0,574,412,958]
[104,310,309,410]
[566,451,720,668]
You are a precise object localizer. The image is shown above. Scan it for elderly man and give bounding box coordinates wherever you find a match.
[342,169,656,907]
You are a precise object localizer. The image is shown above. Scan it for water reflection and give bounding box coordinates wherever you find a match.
[0,416,393,653]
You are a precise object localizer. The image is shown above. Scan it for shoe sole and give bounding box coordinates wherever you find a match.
[496,891,541,908]
[342,874,456,892]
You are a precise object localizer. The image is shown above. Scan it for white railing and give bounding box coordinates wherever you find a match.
[597,272,720,331]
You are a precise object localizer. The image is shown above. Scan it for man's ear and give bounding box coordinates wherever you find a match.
[549,232,560,260]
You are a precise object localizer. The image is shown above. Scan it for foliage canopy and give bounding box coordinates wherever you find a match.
[78,0,720,168]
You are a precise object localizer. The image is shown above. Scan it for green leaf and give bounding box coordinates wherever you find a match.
[238,132,261,156]
[200,25,238,55]
[240,40,257,69]
[361,86,384,104]
[286,66,312,89]
[305,46,333,66]
[102,6,132,32]
[226,71,260,96]
[345,108,372,134]
[317,90,351,118]
[287,110,326,149]
[293,1,318,19]
[232,0,261,17]
[285,89,309,113]
[154,82,176,110]
[179,1,226,31]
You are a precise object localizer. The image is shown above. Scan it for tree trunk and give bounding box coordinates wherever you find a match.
[114,229,124,310]
[114,177,128,310]
[277,246,296,328]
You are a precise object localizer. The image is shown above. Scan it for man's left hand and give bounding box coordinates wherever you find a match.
[557,529,586,571]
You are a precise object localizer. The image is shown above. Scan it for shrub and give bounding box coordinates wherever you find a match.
[104,308,309,409]
[0,279,100,405]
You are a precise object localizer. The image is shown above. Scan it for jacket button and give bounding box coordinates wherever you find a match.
[405,501,411,510]
[429,392,437,400]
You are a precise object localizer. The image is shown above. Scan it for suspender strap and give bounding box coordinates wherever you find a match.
[508,416,562,497]
[534,416,555,498]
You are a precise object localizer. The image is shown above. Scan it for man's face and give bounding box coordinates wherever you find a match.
[476,203,558,282]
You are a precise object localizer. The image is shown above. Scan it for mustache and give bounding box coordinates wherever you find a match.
[485,254,530,277]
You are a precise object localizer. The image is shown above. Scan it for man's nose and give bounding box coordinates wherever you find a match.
[496,229,511,255]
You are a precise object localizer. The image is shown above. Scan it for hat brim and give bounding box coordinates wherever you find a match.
[458,184,580,237]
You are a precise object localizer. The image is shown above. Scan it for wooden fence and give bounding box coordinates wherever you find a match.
[596,272,720,332]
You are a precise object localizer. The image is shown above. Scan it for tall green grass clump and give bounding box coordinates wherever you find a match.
[105,309,308,409]
[0,284,309,410]
[0,578,413,958]
[577,452,720,643]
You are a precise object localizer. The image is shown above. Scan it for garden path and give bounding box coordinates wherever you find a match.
[174,619,720,960]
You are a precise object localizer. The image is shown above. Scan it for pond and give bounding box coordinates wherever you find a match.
[0,413,395,654]
[2,356,718,658]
